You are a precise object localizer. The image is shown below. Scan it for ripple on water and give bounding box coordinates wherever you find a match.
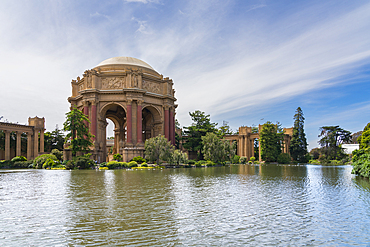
[0,166,370,246]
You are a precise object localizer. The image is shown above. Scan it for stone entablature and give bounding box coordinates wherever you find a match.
[0,117,45,160]
[68,57,177,162]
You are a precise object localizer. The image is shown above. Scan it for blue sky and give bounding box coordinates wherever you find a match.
[0,0,369,149]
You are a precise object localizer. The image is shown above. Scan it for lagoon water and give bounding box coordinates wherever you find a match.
[1,165,370,246]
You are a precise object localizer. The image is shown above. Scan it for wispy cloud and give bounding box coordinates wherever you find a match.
[246,4,266,12]
[0,0,369,149]
[90,12,111,21]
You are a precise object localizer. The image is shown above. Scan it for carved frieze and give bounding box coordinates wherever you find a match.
[143,80,161,94]
[102,77,125,89]
[78,83,84,91]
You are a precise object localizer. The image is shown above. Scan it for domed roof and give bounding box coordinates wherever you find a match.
[96,56,155,71]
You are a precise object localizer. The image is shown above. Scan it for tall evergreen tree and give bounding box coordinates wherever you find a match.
[63,107,94,157]
[290,107,308,162]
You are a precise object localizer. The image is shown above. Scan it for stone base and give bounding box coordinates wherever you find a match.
[123,147,145,162]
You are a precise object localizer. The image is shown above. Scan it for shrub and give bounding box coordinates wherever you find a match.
[113,153,123,161]
[34,154,58,169]
[277,153,291,164]
[11,156,27,162]
[232,155,240,164]
[206,160,216,166]
[240,157,247,164]
[51,149,63,161]
[309,159,320,165]
[73,155,94,169]
[43,158,58,169]
[107,161,120,169]
[132,156,146,164]
[188,159,196,165]
[195,160,206,167]
[99,162,107,167]
[352,153,370,178]
[65,160,74,169]
[141,162,148,167]
[250,157,256,162]
[128,161,138,167]
[0,160,13,168]
[13,160,32,169]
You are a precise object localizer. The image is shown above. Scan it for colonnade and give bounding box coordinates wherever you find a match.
[0,117,45,160]
[224,125,294,161]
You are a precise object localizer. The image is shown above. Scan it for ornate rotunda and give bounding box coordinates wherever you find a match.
[68,57,177,162]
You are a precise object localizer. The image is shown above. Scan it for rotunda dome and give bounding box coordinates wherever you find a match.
[96,56,155,71]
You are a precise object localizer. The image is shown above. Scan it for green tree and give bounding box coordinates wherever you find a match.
[218,121,233,136]
[201,132,234,164]
[63,107,94,157]
[171,149,188,165]
[113,153,123,161]
[144,135,174,164]
[259,121,283,162]
[183,110,217,159]
[175,119,182,149]
[44,125,65,152]
[290,107,308,162]
[358,123,370,149]
[318,126,351,160]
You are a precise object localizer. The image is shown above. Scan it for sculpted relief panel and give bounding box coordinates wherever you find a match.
[78,83,84,91]
[143,80,161,94]
[102,77,125,89]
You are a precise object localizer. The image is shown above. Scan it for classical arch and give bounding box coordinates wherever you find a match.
[68,56,177,162]
[142,105,162,142]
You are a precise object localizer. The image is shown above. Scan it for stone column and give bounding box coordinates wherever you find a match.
[172,112,176,146]
[40,129,44,153]
[137,100,143,144]
[164,106,170,140]
[5,130,10,160]
[91,100,97,140]
[27,133,32,160]
[259,140,262,161]
[242,136,246,157]
[114,128,120,153]
[83,100,89,130]
[239,136,243,157]
[251,138,255,159]
[16,131,22,157]
[127,100,133,144]
[169,109,174,146]
[34,130,39,158]
[246,136,250,159]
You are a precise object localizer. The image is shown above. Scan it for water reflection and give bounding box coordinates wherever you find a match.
[1,166,370,246]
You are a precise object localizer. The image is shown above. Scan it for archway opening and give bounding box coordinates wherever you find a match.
[142,106,161,143]
[103,104,127,157]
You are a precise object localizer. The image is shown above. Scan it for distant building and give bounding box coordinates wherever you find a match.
[342,144,359,154]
